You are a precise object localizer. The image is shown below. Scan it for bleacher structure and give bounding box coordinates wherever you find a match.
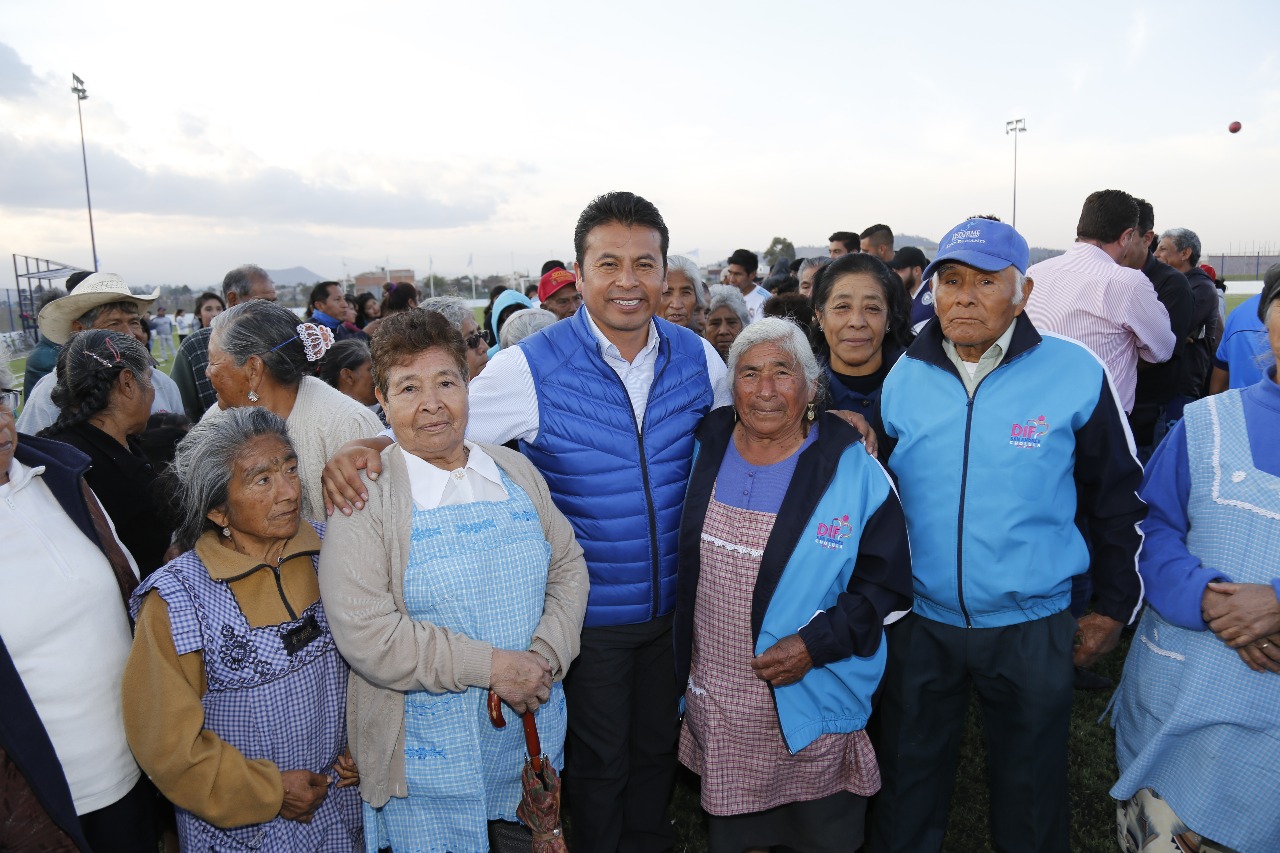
[7,253,89,348]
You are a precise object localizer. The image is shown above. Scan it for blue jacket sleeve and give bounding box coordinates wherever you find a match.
[1074,374,1147,624]
[798,485,914,666]
[1136,419,1229,629]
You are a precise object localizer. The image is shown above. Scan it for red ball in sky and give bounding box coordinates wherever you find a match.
[1229,121,1242,134]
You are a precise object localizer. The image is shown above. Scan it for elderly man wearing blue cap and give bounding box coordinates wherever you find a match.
[868,216,1147,852]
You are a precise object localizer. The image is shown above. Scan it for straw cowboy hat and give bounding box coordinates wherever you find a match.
[38,272,159,344]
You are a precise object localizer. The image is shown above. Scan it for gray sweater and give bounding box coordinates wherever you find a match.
[318,442,589,807]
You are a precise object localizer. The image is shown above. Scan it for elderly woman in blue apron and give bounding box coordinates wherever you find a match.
[1110,276,1280,853]
[319,309,589,852]
[123,406,362,850]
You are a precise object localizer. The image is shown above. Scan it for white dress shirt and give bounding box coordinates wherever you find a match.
[401,440,509,510]
[465,311,731,446]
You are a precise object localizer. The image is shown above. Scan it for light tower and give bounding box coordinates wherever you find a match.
[71,73,99,271]
[1005,118,1027,229]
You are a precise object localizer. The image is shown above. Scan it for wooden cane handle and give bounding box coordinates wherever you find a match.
[522,712,543,771]
[487,691,506,728]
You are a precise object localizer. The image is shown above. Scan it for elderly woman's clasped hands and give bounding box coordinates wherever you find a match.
[1201,581,1280,672]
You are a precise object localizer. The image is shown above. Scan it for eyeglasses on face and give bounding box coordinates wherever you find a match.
[0,389,19,414]
[464,328,493,350]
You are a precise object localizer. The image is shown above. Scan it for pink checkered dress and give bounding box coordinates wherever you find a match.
[678,488,880,817]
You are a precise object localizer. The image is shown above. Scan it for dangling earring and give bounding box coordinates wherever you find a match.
[733,408,738,423]
[247,390,260,403]
[806,403,815,422]
[222,527,231,538]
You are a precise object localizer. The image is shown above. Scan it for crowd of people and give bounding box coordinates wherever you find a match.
[0,188,1276,853]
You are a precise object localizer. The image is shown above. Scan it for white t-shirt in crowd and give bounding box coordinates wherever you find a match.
[0,458,140,814]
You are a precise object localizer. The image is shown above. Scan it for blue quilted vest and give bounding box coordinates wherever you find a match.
[518,308,713,627]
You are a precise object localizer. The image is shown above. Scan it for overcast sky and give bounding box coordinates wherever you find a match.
[0,0,1277,287]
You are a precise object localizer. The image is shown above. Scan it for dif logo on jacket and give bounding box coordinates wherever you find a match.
[1010,415,1050,449]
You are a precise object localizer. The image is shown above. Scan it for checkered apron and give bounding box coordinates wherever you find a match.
[362,469,567,853]
[131,549,361,851]
[1111,391,1280,852]
[678,487,878,817]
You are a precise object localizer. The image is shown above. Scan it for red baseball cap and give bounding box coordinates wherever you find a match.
[539,268,577,301]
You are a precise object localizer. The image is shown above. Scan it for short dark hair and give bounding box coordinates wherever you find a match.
[194,292,226,328]
[308,281,342,314]
[370,306,468,395]
[573,192,669,270]
[65,271,92,292]
[727,249,759,276]
[1076,189,1139,244]
[828,232,859,253]
[812,253,914,355]
[762,292,815,339]
[860,224,894,249]
[540,260,566,276]
[1134,198,1155,235]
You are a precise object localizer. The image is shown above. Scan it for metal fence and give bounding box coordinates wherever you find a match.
[1206,253,1279,280]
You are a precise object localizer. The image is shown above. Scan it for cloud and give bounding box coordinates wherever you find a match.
[0,42,38,98]
[0,132,499,230]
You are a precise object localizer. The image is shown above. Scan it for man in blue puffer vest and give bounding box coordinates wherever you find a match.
[867,216,1146,853]
[322,192,731,851]
[497,193,728,851]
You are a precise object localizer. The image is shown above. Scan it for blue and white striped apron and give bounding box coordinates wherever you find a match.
[1111,391,1280,852]
[363,468,568,853]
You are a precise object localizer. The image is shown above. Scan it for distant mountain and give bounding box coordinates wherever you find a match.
[265,266,328,286]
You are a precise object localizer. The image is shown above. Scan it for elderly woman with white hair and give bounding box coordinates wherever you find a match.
[661,254,706,330]
[704,284,750,362]
[419,295,492,378]
[498,307,557,349]
[674,317,913,852]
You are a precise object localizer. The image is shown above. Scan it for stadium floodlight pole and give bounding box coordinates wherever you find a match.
[71,73,98,272]
[1005,118,1027,229]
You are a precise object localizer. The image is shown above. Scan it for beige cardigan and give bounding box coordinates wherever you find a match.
[318,442,589,807]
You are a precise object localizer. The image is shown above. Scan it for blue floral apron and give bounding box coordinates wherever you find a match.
[363,469,568,853]
[1110,391,1280,852]
[131,542,361,851]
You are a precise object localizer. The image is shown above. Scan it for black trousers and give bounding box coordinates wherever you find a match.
[707,790,867,853]
[563,614,678,853]
[868,610,1075,853]
[78,775,157,853]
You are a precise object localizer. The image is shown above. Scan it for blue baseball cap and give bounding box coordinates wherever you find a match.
[922,218,1029,282]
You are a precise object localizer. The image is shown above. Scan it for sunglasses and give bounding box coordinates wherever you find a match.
[465,328,493,350]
